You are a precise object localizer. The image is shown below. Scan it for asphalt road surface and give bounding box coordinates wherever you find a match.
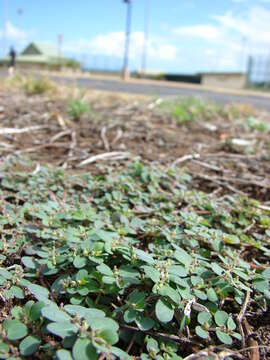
[1,71,270,111]
[53,75,270,111]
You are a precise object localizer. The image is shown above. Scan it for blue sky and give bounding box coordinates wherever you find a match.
[1,0,270,73]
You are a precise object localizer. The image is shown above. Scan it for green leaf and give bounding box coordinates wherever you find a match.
[56,349,73,360]
[47,321,78,339]
[134,249,155,265]
[96,263,113,276]
[232,332,242,341]
[27,284,49,301]
[41,306,71,322]
[72,338,98,360]
[194,289,207,300]
[146,337,159,354]
[73,256,87,269]
[168,265,188,277]
[214,310,229,326]
[227,317,236,331]
[98,329,119,345]
[155,299,174,323]
[124,309,137,323]
[136,316,155,331]
[207,288,218,302]
[174,248,192,267]
[212,263,224,275]
[3,320,28,341]
[223,234,240,245]
[91,317,119,333]
[158,284,181,304]
[21,256,37,270]
[128,290,146,309]
[10,286,24,299]
[216,330,232,345]
[64,305,105,324]
[142,266,160,283]
[19,335,41,356]
[0,341,9,358]
[262,268,270,279]
[0,269,12,280]
[29,302,45,321]
[197,312,212,325]
[195,326,209,339]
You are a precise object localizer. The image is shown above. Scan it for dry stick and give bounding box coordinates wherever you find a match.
[121,324,202,347]
[213,175,269,189]
[191,159,223,172]
[237,290,251,349]
[203,152,258,160]
[62,131,77,169]
[50,129,71,143]
[243,319,260,360]
[172,153,200,166]
[101,126,110,151]
[32,163,41,175]
[191,172,247,196]
[14,142,71,155]
[68,131,77,158]
[0,142,14,148]
[0,125,48,135]
[255,204,270,212]
[78,151,131,167]
[111,128,123,146]
[243,220,256,234]
[182,351,217,360]
[126,332,136,354]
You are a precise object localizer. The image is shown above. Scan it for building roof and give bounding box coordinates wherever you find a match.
[21,42,60,58]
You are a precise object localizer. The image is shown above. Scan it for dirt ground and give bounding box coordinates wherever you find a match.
[0,83,269,204]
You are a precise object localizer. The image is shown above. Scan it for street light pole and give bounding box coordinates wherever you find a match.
[141,0,150,75]
[58,33,63,71]
[122,0,132,80]
[2,0,8,56]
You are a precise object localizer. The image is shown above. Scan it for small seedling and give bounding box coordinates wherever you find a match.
[68,97,91,121]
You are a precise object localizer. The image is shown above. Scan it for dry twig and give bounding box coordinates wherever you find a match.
[172,153,200,166]
[237,290,251,348]
[0,125,47,135]
[101,126,110,151]
[78,151,131,167]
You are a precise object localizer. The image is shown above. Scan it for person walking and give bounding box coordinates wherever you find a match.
[8,47,16,76]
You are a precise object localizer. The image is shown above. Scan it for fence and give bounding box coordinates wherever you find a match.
[247,55,270,87]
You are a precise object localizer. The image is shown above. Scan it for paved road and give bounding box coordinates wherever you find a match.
[53,75,270,111]
[1,71,270,110]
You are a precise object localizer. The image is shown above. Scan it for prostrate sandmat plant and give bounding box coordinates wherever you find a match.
[0,159,269,359]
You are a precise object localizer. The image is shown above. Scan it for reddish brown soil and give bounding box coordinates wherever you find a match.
[0,87,269,202]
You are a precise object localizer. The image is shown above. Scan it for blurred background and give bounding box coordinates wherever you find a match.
[1,0,270,89]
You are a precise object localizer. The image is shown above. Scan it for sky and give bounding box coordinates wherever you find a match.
[1,0,270,74]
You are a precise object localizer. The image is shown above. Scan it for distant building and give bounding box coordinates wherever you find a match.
[0,42,80,71]
[200,72,247,90]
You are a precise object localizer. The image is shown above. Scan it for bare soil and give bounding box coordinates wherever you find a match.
[0,86,269,203]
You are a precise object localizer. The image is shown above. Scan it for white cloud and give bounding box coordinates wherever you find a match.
[0,21,30,54]
[64,31,178,65]
[173,25,224,42]
[214,6,270,45]
[172,5,270,71]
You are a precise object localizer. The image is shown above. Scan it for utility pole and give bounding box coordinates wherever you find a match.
[122,0,132,80]
[18,7,23,30]
[141,0,150,75]
[58,33,63,71]
[2,0,8,56]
